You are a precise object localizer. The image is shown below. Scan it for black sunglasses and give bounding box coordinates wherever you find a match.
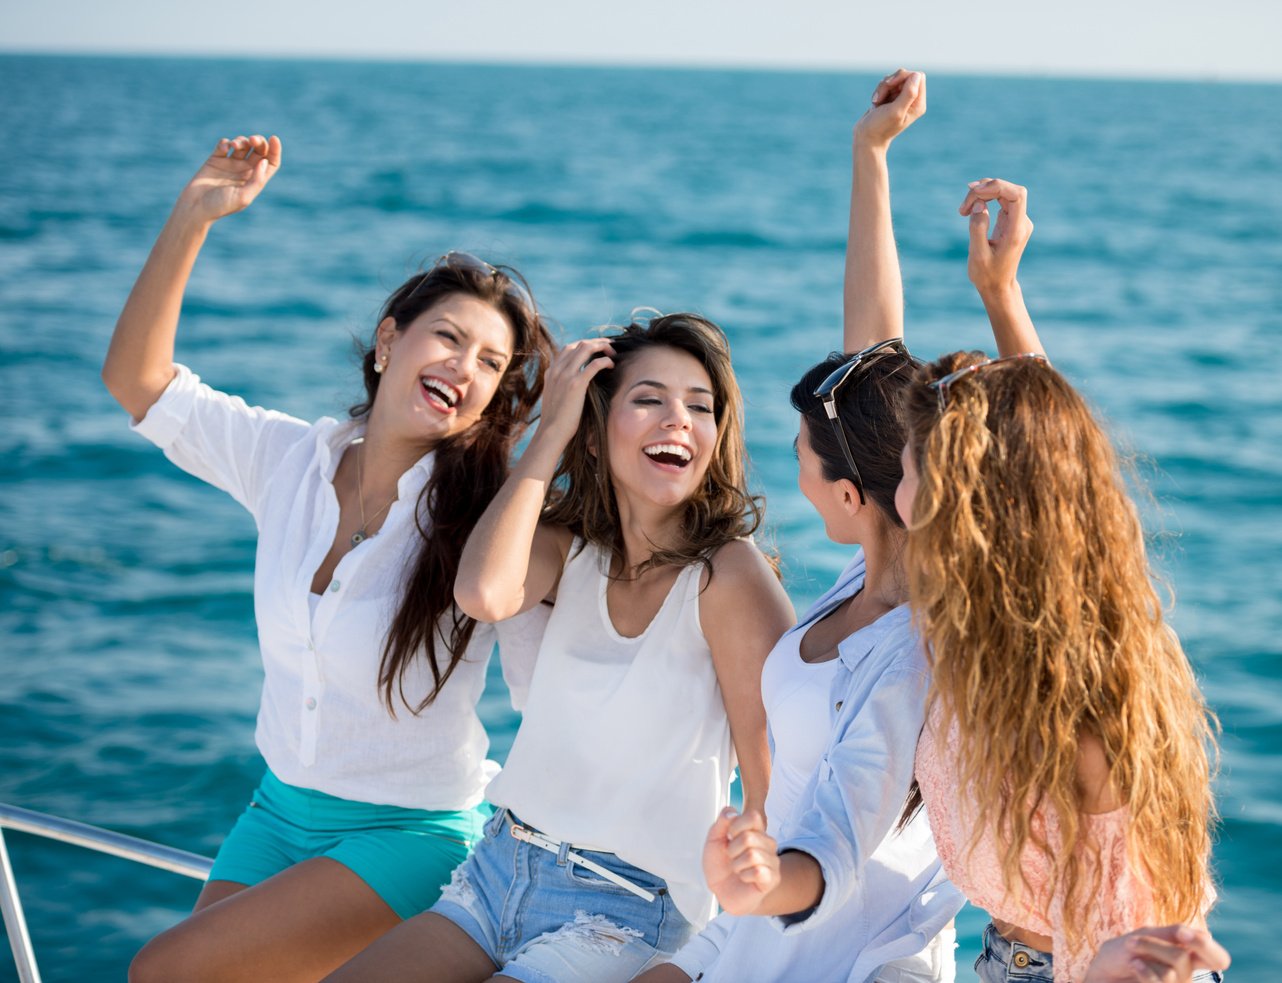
[812,337,911,504]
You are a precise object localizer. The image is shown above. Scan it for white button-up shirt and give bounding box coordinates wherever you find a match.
[132,364,544,810]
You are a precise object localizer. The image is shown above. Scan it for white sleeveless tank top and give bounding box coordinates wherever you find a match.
[486,539,734,927]
[759,608,842,825]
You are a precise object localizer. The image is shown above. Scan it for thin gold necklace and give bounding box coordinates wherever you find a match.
[351,439,397,547]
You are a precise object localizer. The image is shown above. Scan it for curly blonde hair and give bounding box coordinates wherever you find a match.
[901,351,1217,954]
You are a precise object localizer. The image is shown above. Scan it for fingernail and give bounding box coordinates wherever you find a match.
[971,202,986,215]
[1176,925,1196,943]
[968,181,980,188]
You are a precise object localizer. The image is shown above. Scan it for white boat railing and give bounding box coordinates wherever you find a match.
[0,801,213,983]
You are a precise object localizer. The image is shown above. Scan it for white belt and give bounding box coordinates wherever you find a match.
[508,821,657,902]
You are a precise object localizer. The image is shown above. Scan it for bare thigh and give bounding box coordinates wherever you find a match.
[322,911,498,983]
[629,966,694,983]
[192,878,248,912]
[130,857,400,983]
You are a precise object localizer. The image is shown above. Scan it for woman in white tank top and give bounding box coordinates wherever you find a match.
[325,313,794,983]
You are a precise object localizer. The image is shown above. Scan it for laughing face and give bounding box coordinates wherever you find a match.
[604,345,719,511]
[372,293,516,448]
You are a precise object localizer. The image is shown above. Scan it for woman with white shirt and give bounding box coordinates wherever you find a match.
[103,134,554,982]
[325,309,795,982]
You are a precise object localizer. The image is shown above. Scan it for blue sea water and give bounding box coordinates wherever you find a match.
[0,54,1279,981]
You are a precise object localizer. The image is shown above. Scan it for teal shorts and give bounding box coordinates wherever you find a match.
[208,769,490,920]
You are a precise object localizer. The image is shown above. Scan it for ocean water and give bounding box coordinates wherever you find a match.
[0,54,1278,981]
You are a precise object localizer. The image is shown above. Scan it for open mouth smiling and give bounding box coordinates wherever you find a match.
[643,442,694,469]
[421,376,461,412]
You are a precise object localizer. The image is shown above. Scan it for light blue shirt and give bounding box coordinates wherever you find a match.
[670,551,963,983]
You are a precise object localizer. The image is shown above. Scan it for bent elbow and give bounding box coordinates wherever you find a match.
[454,581,519,624]
[101,361,172,422]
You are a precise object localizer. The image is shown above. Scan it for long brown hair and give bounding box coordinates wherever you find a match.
[349,256,554,715]
[542,313,769,578]
[902,351,1217,954]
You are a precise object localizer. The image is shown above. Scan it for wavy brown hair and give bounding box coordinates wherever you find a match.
[542,313,770,579]
[350,256,554,715]
[902,350,1217,955]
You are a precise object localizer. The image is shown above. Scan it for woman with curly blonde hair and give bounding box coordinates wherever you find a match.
[897,316,1220,982]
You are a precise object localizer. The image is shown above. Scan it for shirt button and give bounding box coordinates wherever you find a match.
[305,697,317,710]
[329,580,341,593]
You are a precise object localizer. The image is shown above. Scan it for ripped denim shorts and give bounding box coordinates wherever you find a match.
[429,808,694,983]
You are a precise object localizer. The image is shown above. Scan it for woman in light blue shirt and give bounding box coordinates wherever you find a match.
[637,68,1043,983]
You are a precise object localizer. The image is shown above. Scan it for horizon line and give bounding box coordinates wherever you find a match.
[3,46,1280,86]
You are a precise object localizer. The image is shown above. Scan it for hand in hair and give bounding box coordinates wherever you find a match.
[531,337,616,452]
[1084,925,1229,983]
[176,135,282,225]
[957,177,1045,356]
[455,337,611,623]
[854,69,926,151]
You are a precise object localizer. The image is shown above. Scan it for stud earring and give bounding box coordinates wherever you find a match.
[373,353,386,375]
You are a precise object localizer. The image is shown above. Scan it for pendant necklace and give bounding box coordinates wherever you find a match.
[351,438,397,547]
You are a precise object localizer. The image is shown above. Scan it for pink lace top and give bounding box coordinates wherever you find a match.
[916,709,1177,983]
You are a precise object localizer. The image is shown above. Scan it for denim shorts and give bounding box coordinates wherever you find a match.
[974,922,1223,983]
[430,808,695,983]
[208,769,489,920]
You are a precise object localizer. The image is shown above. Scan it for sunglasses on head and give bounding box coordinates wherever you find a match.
[926,352,1050,412]
[405,251,536,313]
[812,337,911,504]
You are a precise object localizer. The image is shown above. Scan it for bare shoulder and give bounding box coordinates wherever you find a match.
[700,539,795,633]
[703,538,777,591]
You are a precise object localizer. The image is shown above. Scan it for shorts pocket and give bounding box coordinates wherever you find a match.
[564,855,667,898]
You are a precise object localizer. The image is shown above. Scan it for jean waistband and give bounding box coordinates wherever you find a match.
[497,810,663,903]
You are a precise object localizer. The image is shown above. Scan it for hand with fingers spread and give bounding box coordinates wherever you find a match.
[176,134,283,224]
[1084,924,1230,983]
[854,69,926,152]
[703,807,780,916]
[103,132,284,419]
[529,337,616,454]
[958,177,1033,298]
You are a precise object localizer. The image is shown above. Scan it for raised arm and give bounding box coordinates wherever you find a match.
[103,135,282,420]
[700,540,795,820]
[843,69,926,353]
[957,177,1045,356]
[454,339,613,622]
